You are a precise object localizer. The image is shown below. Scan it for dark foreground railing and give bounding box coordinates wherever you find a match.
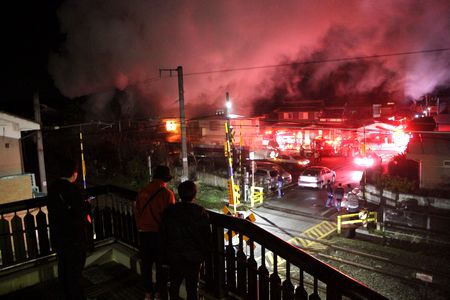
[0,185,387,300]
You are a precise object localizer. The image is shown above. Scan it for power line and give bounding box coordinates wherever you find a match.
[89,47,450,92]
[183,48,450,77]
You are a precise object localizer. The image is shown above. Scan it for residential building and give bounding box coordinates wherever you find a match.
[187,113,262,151]
[406,133,450,190]
[0,112,41,204]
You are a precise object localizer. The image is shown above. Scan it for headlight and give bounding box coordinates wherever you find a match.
[355,157,374,167]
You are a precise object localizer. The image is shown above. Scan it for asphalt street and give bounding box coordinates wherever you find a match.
[247,152,397,245]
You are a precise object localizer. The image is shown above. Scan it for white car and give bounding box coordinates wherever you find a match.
[298,166,336,189]
[271,154,310,167]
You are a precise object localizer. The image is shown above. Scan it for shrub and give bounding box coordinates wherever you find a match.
[387,153,419,183]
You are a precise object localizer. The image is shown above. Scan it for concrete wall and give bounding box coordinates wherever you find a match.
[0,175,33,204]
[196,171,227,188]
[364,184,450,210]
[0,137,22,177]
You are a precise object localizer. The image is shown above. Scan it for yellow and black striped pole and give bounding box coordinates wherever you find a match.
[225,119,236,214]
[79,130,87,189]
[225,92,237,214]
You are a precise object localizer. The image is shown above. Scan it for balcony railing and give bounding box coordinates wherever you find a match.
[0,185,387,300]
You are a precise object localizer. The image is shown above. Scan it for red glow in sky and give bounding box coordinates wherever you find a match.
[48,0,450,118]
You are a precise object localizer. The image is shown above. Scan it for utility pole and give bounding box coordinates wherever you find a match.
[160,66,188,181]
[33,92,48,194]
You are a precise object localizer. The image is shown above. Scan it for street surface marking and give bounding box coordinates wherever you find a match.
[255,220,336,270]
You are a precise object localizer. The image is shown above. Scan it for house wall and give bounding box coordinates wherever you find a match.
[189,118,261,149]
[0,137,22,177]
[406,136,450,189]
[407,153,450,189]
[0,175,33,204]
[277,111,319,122]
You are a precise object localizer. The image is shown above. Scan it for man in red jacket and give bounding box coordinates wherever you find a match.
[135,165,175,300]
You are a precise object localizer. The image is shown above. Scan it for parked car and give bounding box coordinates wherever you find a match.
[298,166,336,189]
[251,161,292,190]
[255,161,292,184]
[271,154,310,167]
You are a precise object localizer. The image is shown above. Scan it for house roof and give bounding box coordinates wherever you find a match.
[357,122,396,133]
[274,106,322,112]
[0,112,40,139]
[189,113,253,121]
[320,108,345,118]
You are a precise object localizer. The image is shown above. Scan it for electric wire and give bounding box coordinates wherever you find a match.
[183,48,450,77]
[142,47,450,84]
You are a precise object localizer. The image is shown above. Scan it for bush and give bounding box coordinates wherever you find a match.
[387,153,419,183]
[195,184,227,210]
[364,171,418,194]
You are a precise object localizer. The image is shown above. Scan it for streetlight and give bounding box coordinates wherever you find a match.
[226,99,232,111]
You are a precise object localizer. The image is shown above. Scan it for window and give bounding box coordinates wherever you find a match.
[269,170,278,177]
[283,112,293,120]
[298,112,308,120]
[443,160,450,168]
[255,169,268,176]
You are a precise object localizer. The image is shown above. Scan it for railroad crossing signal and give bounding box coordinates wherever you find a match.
[227,181,241,205]
[246,213,256,223]
[243,212,256,248]
[223,207,256,245]
[223,206,236,241]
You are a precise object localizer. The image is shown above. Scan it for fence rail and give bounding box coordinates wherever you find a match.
[0,185,386,299]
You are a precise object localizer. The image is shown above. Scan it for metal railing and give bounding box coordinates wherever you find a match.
[0,185,387,300]
[336,210,378,234]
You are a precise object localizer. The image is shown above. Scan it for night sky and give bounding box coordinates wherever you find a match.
[2,0,450,121]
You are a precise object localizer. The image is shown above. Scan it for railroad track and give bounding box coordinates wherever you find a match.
[309,235,450,299]
[251,217,450,299]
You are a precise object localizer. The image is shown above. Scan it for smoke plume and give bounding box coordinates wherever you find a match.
[48,0,450,118]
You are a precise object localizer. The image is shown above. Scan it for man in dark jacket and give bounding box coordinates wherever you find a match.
[325,180,334,208]
[334,183,345,212]
[47,158,90,300]
[160,180,211,300]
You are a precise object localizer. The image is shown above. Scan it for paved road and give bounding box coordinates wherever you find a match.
[248,153,397,248]
[244,153,404,268]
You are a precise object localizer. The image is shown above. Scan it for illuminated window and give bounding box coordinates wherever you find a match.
[283,112,293,120]
[299,112,309,120]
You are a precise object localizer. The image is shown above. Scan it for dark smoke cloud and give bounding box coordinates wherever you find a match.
[49,0,450,118]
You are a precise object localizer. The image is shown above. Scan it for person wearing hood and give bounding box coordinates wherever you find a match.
[135,165,176,300]
[160,180,211,300]
[345,187,361,213]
